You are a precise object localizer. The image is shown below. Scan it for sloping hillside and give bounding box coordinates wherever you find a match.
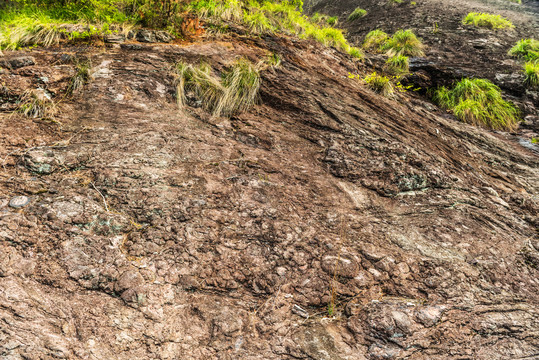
[1,1,538,359]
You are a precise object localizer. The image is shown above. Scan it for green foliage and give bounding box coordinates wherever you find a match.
[432,78,520,131]
[348,7,366,21]
[364,72,393,97]
[383,29,424,57]
[327,16,338,26]
[507,0,521,3]
[243,10,273,34]
[348,46,364,59]
[524,61,539,88]
[174,58,261,117]
[463,12,514,30]
[386,55,409,75]
[508,39,539,62]
[362,29,389,52]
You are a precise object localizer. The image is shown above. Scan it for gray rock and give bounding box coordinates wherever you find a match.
[136,29,156,43]
[416,306,446,327]
[1,56,36,69]
[104,34,126,43]
[155,30,174,43]
[9,196,30,208]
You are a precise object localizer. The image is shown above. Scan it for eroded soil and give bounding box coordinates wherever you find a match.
[0,19,538,360]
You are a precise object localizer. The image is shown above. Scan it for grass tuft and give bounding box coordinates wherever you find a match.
[524,61,539,88]
[67,59,94,95]
[432,78,520,131]
[364,72,393,97]
[383,29,424,57]
[174,57,261,117]
[508,39,539,62]
[362,29,389,52]
[18,90,56,118]
[386,54,409,75]
[348,8,367,21]
[463,12,514,30]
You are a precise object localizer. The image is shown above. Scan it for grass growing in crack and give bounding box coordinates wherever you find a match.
[524,61,539,88]
[383,29,424,57]
[17,90,56,119]
[362,29,389,52]
[509,39,539,62]
[67,60,94,95]
[348,8,367,21]
[175,58,260,117]
[463,12,514,30]
[386,54,409,75]
[364,72,393,97]
[432,78,520,131]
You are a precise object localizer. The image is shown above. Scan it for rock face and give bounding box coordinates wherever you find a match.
[0,23,538,360]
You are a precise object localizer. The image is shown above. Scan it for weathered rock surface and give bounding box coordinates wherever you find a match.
[0,19,538,360]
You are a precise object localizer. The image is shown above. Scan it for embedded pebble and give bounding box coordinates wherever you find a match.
[9,196,30,208]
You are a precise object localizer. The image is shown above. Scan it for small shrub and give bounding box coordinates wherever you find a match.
[383,29,424,57]
[327,16,338,26]
[348,8,367,21]
[364,72,393,97]
[524,61,539,88]
[463,12,514,30]
[508,39,539,62]
[432,78,520,131]
[362,29,389,52]
[175,58,261,117]
[386,55,409,75]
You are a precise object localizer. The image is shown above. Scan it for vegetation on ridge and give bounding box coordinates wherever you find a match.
[463,12,514,30]
[432,78,520,131]
[509,39,539,62]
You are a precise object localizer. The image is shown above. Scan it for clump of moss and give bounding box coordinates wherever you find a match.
[509,39,539,62]
[348,8,367,21]
[432,78,520,131]
[463,12,514,30]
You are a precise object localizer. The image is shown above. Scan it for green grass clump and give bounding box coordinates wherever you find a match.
[463,12,514,30]
[243,10,273,34]
[348,46,364,59]
[432,78,520,131]
[508,39,539,62]
[524,61,539,88]
[383,29,424,57]
[362,29,389,52]
[348,8,367,21]
[364,72,393,97]
[386,55,409,75]
[175,58,261,117]
[17,90,56,118]
[68,60,93,95]
[327,16,338,26]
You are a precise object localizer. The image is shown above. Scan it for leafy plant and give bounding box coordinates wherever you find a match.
[432,78,520,131]
[362,29,389,52]
[508,39,539,62]
[364,72,393,97]
[348,7,366,21]
[383,29,424,57]
[463,12,514,30]
[524,61,539,88]
[386,54,409,75]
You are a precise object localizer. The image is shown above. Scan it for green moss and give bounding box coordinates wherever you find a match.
[432,78,520,131]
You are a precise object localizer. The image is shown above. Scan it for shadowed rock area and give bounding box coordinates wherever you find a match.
[1,8,538,360]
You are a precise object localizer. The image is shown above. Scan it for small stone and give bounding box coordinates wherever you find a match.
[416,306,446,327]
[136,29,156,43]
[9,196,30,208]
[276,267,287,277]
[1,56,36,69]
[104,34,126,43]
[155,30,174,43]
